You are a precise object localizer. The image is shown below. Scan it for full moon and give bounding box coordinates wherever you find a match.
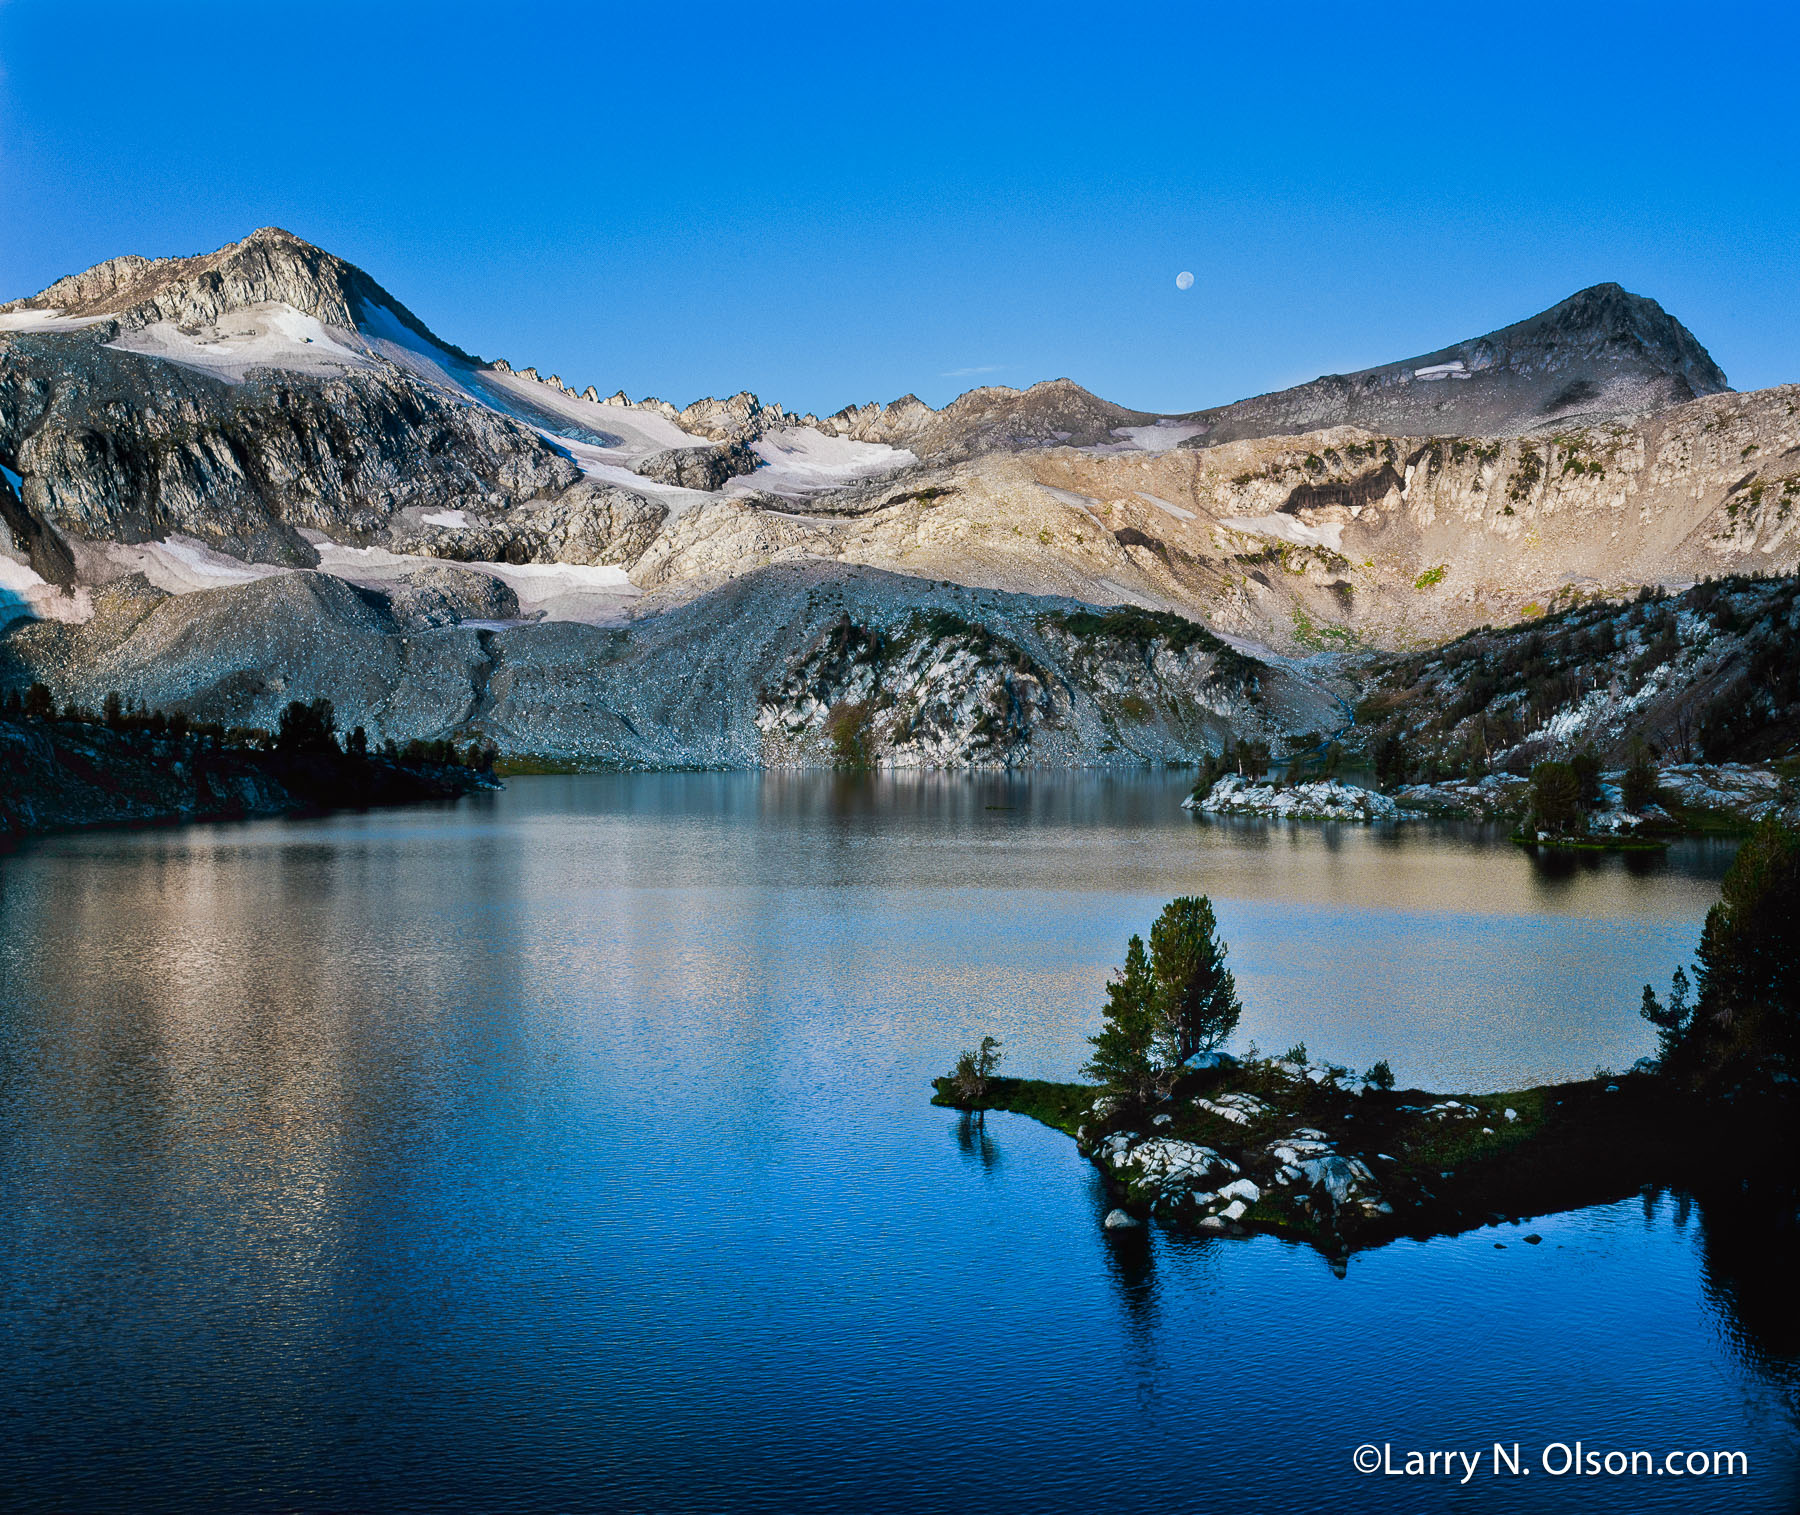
[1175,270,1195,290]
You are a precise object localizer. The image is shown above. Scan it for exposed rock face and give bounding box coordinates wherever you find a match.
[751,599,1284,767]
[630,440,760,490]
[0,327,577,578]
[1178,283,1730,445]
[1189,775,1401,822]
[670,391,808,443]
[379,566,521,630]
[3,225,462,357]
[388,483,667,568]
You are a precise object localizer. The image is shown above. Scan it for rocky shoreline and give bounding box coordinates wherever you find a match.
[0,716,499,843]
[931,1053,1766,1271]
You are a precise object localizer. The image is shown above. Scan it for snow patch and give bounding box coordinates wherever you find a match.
[310,539,637,626]
[1109,422,1205,452]
[109,304,373,381]
[1224,514,1345,551]
[0,308,111,333]
[1136,491,1195,521]
[740,427,916,498]
[0,553,93,625]
[421,509,472,528]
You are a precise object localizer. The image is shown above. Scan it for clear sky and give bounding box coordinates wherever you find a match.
[2,1,1795,417]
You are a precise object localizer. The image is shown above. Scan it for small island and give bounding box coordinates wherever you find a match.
[935,823,1798,1270]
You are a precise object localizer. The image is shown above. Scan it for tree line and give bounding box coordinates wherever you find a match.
[2,684,497,771]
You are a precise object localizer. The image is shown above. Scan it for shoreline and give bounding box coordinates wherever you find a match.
[1,716,499,845]
[931,1057,1788,1270]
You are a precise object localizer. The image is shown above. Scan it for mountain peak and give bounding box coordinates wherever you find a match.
[1182,282,1729,445]
[1,226,457,357]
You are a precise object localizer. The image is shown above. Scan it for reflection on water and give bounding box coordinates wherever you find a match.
[0,772,1793,1512]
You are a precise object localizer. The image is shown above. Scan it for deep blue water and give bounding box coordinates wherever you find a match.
[1,772,1794,1512]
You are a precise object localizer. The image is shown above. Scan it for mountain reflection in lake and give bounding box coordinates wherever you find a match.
[1,772,1793,1512]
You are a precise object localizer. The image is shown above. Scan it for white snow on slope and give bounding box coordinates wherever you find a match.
[94,536,294,595]
[311,540,638,626]
[0,308,111,333]
[0,553,93,624]
[1136,491,1196,521]
[739,427,916,498]
[1223,514,1345,551]
[1037,484,1109,531]
[109,304,373,381]
[1112,422,1205,452]
[473,366,707,458]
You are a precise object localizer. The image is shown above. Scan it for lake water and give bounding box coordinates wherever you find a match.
[2,773,1795,1512]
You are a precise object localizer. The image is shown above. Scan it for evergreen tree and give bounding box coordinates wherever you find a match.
[1083,933,1158,1101]
[1148,895,1242,1066]
[1529,760,1583,836]
[1621,736,1660,813]
[1571,745,1604,808]
[1642,819,1799,1084]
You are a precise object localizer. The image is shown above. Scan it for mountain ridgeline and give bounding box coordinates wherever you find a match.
[2,226,1794,773]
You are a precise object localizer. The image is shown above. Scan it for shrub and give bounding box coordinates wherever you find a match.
[1283,1041,1308,1064]
[1364,1059,1395,1091]
[952,1036,1003,1103]
[824,701,874,767]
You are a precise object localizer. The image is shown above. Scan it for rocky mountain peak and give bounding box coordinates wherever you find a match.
[1181,282,1731,445]
[2,225,458,356]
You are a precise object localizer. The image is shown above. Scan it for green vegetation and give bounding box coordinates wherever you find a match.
[934,872,1798,1257]
[825,700,875,767]
[1082,897,1241,1100]
[1413,564,1447,591]
[1,687,497,771]
[951,1036,1003,1104]
[1290,605,1360,651]
[1642,819,1799,1095]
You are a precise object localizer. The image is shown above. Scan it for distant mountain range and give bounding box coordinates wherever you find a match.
[1,227,1792,769]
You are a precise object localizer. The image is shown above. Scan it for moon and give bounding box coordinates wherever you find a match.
[1175,270,1195,291]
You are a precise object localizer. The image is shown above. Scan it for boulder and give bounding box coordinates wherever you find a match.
[1103,1208,1142,1230]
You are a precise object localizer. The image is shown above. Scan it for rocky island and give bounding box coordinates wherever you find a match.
[935,825,1799,1271]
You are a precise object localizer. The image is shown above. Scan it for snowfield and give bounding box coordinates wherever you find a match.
[738,427,916,498]
[109,304,373,381]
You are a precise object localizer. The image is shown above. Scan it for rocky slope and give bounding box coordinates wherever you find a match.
[0,560,1335,767]
[2,227,1790,766]
[1350,572,1800,783]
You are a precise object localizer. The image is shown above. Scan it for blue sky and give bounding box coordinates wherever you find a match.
[1,1,1795,416]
